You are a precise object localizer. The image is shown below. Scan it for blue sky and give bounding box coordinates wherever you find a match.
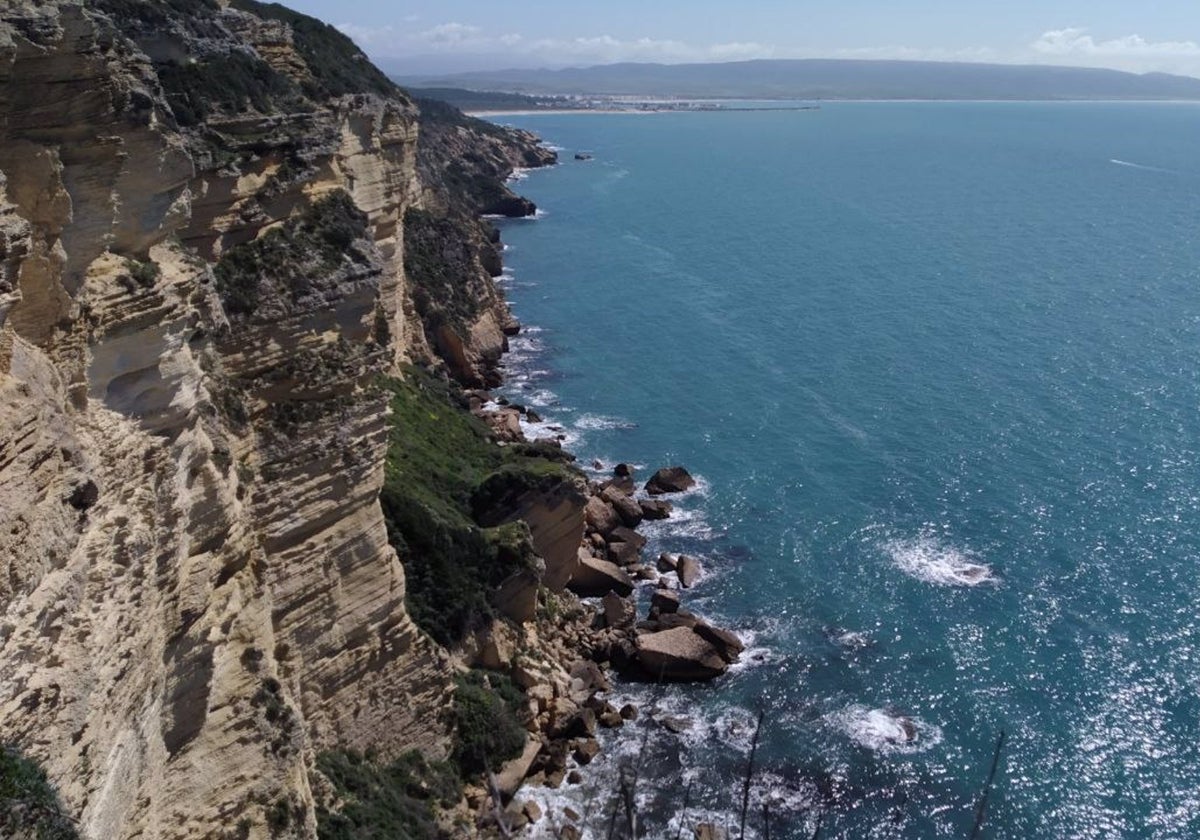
[280,1,1200,77]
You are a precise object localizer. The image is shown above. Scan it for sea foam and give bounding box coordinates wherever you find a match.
[882,533,997,587]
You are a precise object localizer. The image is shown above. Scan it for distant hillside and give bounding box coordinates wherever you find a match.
[403,86,574,112]
[400,59,1200,101]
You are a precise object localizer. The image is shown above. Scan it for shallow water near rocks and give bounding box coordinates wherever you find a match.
[492,102,1200,839]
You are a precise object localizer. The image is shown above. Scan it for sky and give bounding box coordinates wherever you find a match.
[279,1,1200,78]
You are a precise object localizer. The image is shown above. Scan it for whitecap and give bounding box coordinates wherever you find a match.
[830,704,943,755]
[1110,158,1174,174]
[574,413,637,431]
[882,533,997,587]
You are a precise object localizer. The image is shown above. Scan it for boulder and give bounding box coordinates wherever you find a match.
[632,565,658,581]
[614,462,633,477]
[609,525,647,551]
[568,553,634,597]
[656,553,679,573]
[568,660,611,701]
[659,715,693,734]
[573,738,601,765]
[493,569,540,623]
[694,622,745,663]
[584,495,621,536]
[650,589,681,615]
[645,465,696,495]
[657,612,699,630]
[607,540,641,567]
[635,626,729,681]
[602,475,637,496]
[601,591,635,628]
[494,737,543,798]
[639,499,673,520]
[694,824,726,840]
[619,703,638,721]
[601,486,643,527]
[522,801,543,824]
[676,555,702,588]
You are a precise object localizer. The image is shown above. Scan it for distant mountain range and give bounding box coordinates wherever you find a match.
[398,59,1200,101]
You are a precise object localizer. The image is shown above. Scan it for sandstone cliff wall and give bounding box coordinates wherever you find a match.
[0,3,551,837]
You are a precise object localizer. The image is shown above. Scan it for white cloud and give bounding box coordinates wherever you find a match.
[1028,28,1200,75]
[340,20,774,66]
[832,45,1000,63]
[419,22,484,45]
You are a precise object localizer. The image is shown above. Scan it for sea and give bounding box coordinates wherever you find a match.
[487,102,1200,839]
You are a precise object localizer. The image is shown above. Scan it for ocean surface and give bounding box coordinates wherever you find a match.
[489,102,1200,839]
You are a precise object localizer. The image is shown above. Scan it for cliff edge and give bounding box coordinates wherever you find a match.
[0,2,557,837]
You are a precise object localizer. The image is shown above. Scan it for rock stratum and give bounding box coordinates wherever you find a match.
[0,1,557,837]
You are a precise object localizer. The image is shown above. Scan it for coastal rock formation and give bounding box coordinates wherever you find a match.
[0,2,557,837]
[645,465,697,495]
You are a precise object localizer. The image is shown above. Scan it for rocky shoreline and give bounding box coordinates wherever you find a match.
[450,291,745,835]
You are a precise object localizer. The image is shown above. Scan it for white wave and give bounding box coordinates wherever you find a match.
[830,705,943,755]
[882,533,997,587]
[574,413,637,431]
[1110,159,1174,174]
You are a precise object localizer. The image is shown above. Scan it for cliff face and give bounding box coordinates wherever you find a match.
[0,2,554,837]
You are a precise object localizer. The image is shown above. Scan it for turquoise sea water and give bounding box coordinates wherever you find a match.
[491,103,1200,839]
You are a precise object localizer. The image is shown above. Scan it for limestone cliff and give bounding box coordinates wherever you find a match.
[0,2,557,837]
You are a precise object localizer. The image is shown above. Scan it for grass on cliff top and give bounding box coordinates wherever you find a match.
[380,368,574,645]
[0,746,80,840]
[316,749,459,840]
[229,0,398,99]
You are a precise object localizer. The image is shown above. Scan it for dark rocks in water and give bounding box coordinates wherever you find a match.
[573,738,601,764]
[601,591,634,628]
[676,554,702,588]
[640,499,673,520]
[635,626,728,681]
[656,553,679,573]
[650,588,681,615]
[501,317,522,336]
[568,554,634,597]
[66,479,99,512]
[645,465,696,495]
[602,474,637,497]
[656,611,699,630]
[574,152,593,161]
[693,622,745,661]
[583,495,620,536]
[607,540,641,568]
[619,703,638,721]
[601,485,643,526]
[608,525,647,551]
[613,462,633,477]
[525,408,542,423]
[592,459,604,470]
[481,194,538,217]
[658,715,693,734]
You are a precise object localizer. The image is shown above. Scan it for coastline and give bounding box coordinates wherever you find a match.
[460,145,748,837]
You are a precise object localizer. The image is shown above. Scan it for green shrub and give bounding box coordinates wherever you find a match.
[315,750,460,840]
[0,746,79,840]
[229,0,397,99]
[157,51,303,127]
[450,671,526,776]
[378,369,572,644]
[214,191,369,318]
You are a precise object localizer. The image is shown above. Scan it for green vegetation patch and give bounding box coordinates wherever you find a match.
[403,207,484,336]
[230,0,397,99]
[316,750,460,840]
[0,746,80,840]
[451,671,526,776]
[379,369,574,645]
[214,190,370,317]
[157,51,303,127]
